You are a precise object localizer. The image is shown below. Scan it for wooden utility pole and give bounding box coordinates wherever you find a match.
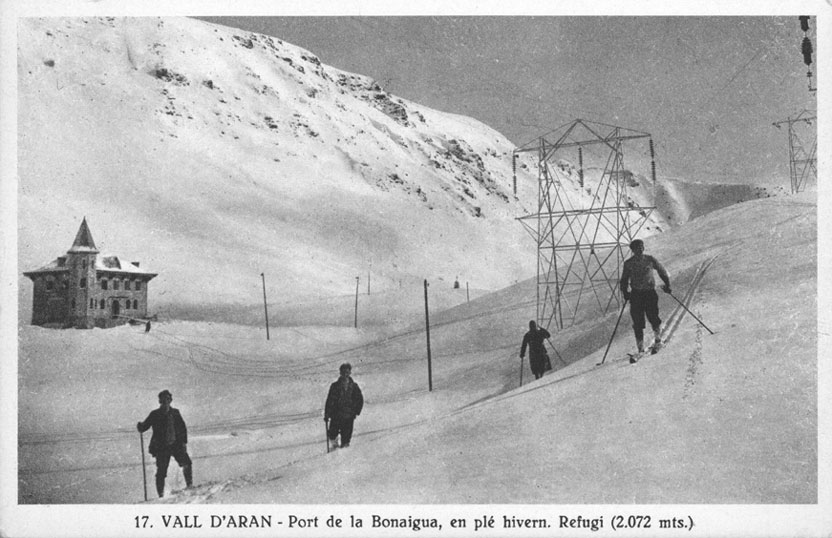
[424,279,433,391]
[260,273,270,340]
[354,276,360,328]
[466,282,470,303]
[512,152,518,195]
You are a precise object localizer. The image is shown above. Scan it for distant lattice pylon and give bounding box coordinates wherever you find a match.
[515,119,656,330]
[773,110,816,194]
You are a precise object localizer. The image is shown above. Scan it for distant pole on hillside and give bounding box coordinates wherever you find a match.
[260,273,270,341]
[354,277,360,328]
[466,282,470,303]
[512,152,518,196]
[424,279,433,392]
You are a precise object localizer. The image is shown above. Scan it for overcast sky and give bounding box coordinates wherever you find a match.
[198,16,817,185]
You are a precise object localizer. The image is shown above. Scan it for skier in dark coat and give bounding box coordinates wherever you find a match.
[520,320,551,380]
[324,363,364,449]
[619,238,671,352]
[137,390,192,497]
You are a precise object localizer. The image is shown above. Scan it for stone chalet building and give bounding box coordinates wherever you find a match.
[23,218,158,329]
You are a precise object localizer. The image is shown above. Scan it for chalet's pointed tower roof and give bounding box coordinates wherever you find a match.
[67,217,99,253]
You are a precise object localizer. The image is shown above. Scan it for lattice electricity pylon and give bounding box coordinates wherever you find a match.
[773,110,817,194]
[515,119,656,331]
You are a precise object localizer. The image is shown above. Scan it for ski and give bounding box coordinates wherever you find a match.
[627,351,646,364]
[629,340,663,364]
[650,340,664,354]
[162,480,228,500]
[167,485,195,497]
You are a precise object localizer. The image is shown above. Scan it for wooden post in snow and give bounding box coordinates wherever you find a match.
[424,279,433,391]
[354,276,360,328]
[260,273,270,341]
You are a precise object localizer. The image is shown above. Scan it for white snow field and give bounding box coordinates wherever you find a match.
[18,191,816,506]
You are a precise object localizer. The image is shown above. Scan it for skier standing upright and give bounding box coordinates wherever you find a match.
[137,390,192,497]
[324,363,364,449]
[619,239,671,353]
[520,320,551,380]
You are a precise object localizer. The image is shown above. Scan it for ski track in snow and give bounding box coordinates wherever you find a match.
[683,324,704,398]
[660,254,719,347]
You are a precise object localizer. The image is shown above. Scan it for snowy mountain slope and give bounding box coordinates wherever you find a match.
[17,191,816,505]
[17,16,546,323]
[17,16,774,330]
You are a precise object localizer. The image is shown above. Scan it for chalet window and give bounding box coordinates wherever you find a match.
[113,279,120,290]
[135,280,142,291]
[100,299,105,309]
[82,260,87,269]
[133,299,138,309]
[124,300,129,310]
[101,279,108,290]
[79,278,86,289]
[46,280,54,291]
[90,298,94,308]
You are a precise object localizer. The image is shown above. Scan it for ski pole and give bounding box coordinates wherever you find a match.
[546,338,567,366]
[325,419,330,454]
[139,430,147,501]
[519,354,524,387]
[599,299,628,365]
[666,290,714,335]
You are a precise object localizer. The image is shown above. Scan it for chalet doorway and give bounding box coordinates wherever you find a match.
[111,300,120,319]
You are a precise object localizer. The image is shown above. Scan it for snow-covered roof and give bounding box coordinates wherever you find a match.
[94,254,157,277]
[22,258,70,275]
[23,254,157,278]
[24,219,157,278]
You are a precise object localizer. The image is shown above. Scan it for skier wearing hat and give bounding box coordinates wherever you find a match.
[619,239,671,353]
[137,390,192,497]
[324,363,364,449]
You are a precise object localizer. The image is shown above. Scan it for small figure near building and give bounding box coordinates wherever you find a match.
[22,218,157,329]
[137,390,193,497]
[619,239,671,353]
[324,363,364,449]
[520,320,551,380]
